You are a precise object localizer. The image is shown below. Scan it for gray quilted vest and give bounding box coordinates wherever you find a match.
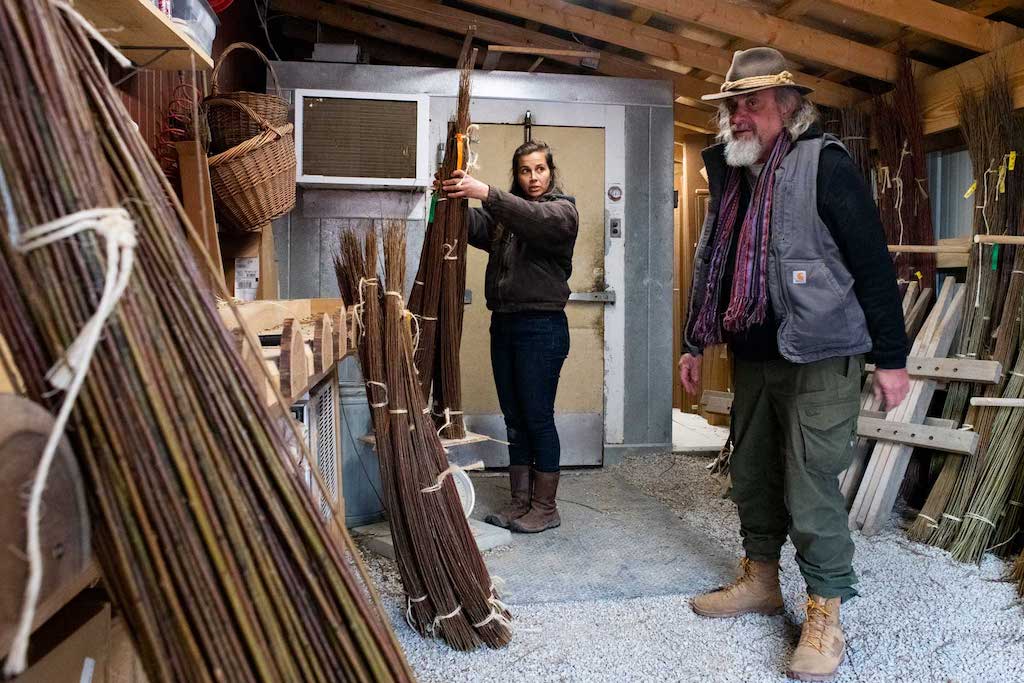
[685,133,872,364]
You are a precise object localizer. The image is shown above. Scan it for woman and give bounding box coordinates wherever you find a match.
[442,140,579,533]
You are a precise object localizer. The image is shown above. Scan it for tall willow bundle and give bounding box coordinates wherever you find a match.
[407,51,475,439]
[0,3,412,680]
[872,53,935,290]
[993,443,1024,557]
[823,105,872,181]
[336,224,511,651]
[948,296,1024,563]
[910,65,1024,549]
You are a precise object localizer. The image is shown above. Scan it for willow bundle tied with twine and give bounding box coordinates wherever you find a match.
[335,223,512,651]
[872,52,936,290]
[407,47,476,440]
[908,64,1024,549]
[822,105,872,182]
[947,295,1024,564]
[0,2,412,680]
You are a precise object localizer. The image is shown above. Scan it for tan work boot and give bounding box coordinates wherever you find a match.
[484,465,531,528]
[510,470,560,533]
[691,558,784,618]
[786,595,845,682]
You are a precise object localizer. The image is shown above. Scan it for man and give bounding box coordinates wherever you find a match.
[679,48,910,681]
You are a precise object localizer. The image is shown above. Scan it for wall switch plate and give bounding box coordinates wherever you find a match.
[609,217,622,238]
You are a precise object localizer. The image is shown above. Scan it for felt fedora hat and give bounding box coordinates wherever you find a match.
[701,47,814,101]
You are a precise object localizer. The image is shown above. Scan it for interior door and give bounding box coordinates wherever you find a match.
[461,124,606,467]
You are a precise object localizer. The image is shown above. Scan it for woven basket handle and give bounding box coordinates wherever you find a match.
[211,42,282,97]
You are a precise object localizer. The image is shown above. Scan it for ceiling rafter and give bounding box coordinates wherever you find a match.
[620,0,930,82]
[458,0,865,107]
[822,0,1022,53]
[269,0,717,130]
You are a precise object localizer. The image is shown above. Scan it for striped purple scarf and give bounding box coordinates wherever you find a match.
[692,132,792,347]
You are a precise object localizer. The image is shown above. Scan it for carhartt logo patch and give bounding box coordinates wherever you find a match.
[792,270,807,285]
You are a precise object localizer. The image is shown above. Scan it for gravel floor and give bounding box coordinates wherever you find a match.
[359,453,1024,682]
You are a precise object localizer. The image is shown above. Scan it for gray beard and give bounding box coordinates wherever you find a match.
[724,137,763,167]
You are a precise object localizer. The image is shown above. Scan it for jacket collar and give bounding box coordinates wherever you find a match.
[701,124,824,199]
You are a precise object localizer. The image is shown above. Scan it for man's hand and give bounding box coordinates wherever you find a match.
[442,170,489,201]
[873,367,910,411]
[679,353,702,394]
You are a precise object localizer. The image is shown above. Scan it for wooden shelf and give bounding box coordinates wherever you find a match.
[75,0,214,70]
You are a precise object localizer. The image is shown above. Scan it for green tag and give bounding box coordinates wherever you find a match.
[1010,151,1017,171]
[992,243,1000,271]
[428,193,438,222]
[964,180,978,199]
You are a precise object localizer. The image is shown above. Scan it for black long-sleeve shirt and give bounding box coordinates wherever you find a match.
[725,142,908,369]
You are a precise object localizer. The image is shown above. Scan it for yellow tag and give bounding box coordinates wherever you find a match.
[999,164,1007,193]
[1010,151,1017,171]
[964,180,978,199]
[915,271,922,280]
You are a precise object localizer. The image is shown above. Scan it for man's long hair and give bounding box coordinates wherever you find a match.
[715,87,819,145]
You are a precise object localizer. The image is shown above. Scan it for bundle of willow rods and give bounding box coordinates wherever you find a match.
[948,295,1024,564]
[336,223,511,651]
[822,105,872,182]
[0,3,412,680]
[872,53,935,290]
[909,65,1024,548]
[407,52,474,439]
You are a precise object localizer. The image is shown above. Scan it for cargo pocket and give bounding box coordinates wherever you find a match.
[797,399,858,477]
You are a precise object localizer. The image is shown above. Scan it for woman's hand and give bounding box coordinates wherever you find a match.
[678,353,702,394]
[442,170,489,201]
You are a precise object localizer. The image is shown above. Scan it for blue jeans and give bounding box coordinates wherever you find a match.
[490,311,570,472]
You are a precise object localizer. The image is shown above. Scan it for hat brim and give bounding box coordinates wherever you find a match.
[701,83,814,102]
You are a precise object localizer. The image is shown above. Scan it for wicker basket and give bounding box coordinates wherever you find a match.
[205,42,288,154]
[207,98,296,232]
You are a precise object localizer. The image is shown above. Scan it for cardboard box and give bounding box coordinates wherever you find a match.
[15,596,109,683]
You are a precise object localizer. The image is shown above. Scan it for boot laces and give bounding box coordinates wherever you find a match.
[799,598,832,654]
[720,557,756,595]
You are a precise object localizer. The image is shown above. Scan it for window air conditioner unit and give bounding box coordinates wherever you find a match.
[294,89,430,188]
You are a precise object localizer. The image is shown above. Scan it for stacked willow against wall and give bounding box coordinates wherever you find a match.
[872,53,936,290]
[0,2,412,680]
[907,64,1024,558]
[336,224,512,651]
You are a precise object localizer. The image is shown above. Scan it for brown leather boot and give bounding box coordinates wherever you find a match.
[509,470,560,533]
[484,465,531,528]
[691,558,784,618]
[786,595,845,681]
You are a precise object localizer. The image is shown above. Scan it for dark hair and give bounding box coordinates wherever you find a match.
[509,140,560,198]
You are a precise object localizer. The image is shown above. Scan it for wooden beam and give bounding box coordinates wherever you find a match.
[459,0,865,107]
[856,416,979,456]
[867,357,1004,384]
[918,38,1024,135]
[622,0,923,82]
[776,0,818,20]
[273,0,719,102]
[675,102,715,133]
[823,0,1023,52]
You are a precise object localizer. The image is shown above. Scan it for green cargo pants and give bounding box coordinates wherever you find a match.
[730,355,863,602]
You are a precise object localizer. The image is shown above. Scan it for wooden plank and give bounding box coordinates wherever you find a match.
[458,0,865,108]
[970,397,1024,407]
[975,234,1024,245]
[919,38,1024,135]
[279,319,309,401]
[74,0,213,70]
[840,279,956,504]
[823,0,1022,52]
[700,390,734,415]
[487,45,599,59]
[888,243,971,254]
[312,313,335,374]
[867,357,1002,384]
[904,288,933,340]
[271,0,719,102]
[860,410,956,429]
[175,141,224,291]
[856,416,979,456]
[675,103,716,134]
[853,280,967,534]
[776,0,818,20]
[622,0,918,83]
